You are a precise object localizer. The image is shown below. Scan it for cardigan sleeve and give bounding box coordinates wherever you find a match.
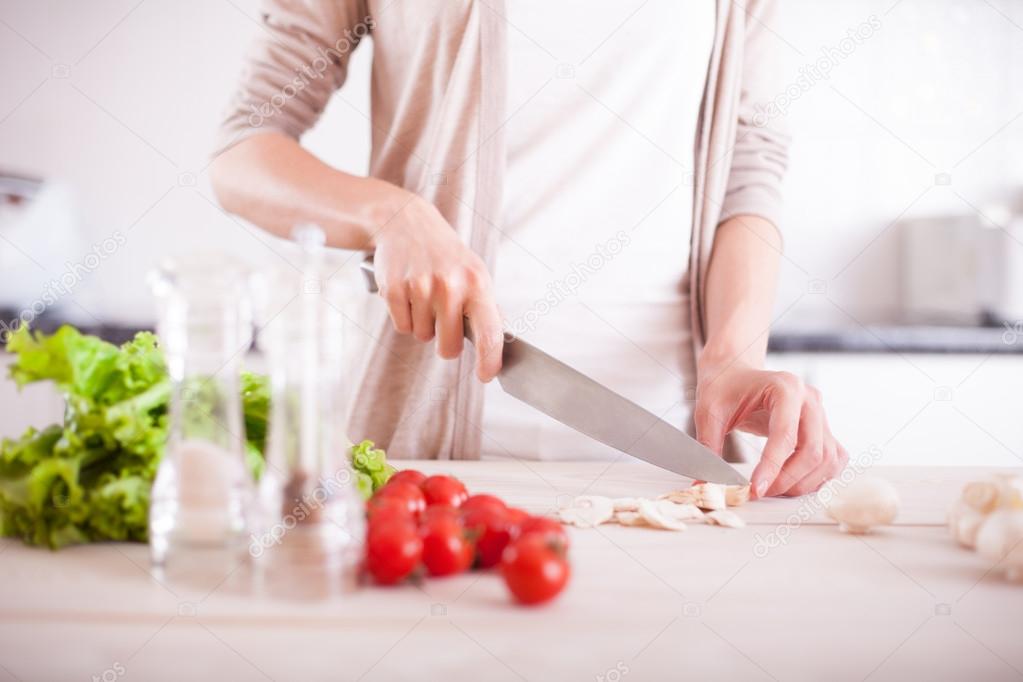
[718,0,792,233]
[213,0,371,156]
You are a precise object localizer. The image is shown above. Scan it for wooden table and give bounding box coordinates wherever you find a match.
[1,461,1021,682]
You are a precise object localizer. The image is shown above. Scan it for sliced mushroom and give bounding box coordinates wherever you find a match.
[658,483,727,511]
[659,489,699,506]
[705,509,746,529]
[614,510,647,527]
[725,485,751,507]
[558,495,614,528]
[656,500,704,521]
[612,497,641,512]
[637,499,688,531]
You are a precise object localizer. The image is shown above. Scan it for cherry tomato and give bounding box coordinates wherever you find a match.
[388,469,427,488]
[461,506,513,569]
[460,494,507,516]
[421,475,469,508]
[421,504,460,524]
[503,507,530,528]
[366,521,423,585]
[366,495,416,528]
[516,515,570,549]
[374,481,426,518]
[419,516,473,577]
[500,534,570,605]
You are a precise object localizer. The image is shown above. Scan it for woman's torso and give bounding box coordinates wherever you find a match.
[481,0,716,460]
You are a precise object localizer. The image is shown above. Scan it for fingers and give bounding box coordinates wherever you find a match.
[379,261,501,382]
[408,277,435,342]
[766,389,825,497]
[750,373,803,499]
[787,421,849,497]
[465,294,504,382]
[381,281,412,334]
[434,276,466,360]
[694,396,728,457]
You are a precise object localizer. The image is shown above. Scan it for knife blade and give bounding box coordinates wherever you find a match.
[359,258,748,485]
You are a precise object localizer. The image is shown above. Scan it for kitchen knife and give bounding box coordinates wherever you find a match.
[359,258,748,486]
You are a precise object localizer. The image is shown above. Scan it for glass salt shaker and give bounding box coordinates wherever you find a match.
[251,225,365,598]
[148,255,256,584]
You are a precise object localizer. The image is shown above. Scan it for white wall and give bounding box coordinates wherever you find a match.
[772,0,1023,328]
[1,0,1022,328]
[0,0,373,325]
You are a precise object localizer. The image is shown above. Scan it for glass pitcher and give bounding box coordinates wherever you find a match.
[251,226,365,598]
[147,255,256,584]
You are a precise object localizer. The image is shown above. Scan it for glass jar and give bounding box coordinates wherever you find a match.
[251,226,365,598]
[147,255,256,585]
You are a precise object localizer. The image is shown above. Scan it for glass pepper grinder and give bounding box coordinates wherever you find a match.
[148,255,256,585]
[252,225,365,599]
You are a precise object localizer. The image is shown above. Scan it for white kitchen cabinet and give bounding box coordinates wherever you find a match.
[767,352,1023,467]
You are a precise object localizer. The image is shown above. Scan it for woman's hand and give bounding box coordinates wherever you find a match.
[694,361,848,499]
[209,135,501,382]
[373,193,504,382]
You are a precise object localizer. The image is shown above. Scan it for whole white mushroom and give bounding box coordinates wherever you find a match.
[825,476,899,534]
[948,474,1023,549]
[947,499,987,549]
[974,510,1023,582]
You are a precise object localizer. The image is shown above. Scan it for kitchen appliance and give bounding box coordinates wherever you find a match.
[899,214,984,325]
[978,204,1023,325]
[359,258,747,486]
[0,172,85,316]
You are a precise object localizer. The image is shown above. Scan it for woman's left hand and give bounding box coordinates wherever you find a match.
[693,362,848,499]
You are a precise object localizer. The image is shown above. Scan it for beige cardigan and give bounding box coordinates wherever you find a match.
[217,0,790,460]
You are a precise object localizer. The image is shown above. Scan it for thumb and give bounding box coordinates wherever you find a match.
[694,398,728,456]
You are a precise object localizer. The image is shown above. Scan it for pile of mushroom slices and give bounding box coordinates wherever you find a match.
[558,483,750,532]
[948,473,1023,582]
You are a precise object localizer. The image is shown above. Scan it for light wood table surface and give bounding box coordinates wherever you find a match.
[1,461,1021,682]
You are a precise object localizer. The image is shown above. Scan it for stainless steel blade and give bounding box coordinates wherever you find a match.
[498,336,749,485]
[358,256,746,484]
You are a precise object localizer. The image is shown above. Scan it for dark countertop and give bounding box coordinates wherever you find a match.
[0,308,149,347]
[767,325,1023,354]
[3,308,1022,355]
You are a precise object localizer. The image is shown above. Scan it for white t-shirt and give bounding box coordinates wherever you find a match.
[481,0,715,460]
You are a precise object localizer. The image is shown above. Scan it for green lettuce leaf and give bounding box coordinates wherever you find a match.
[349,439,395,498]
[1,325,390,548]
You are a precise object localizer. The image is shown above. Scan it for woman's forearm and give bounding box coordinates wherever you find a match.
[210,131,507,380]
[210,131,408,249]
[698,215,782,372]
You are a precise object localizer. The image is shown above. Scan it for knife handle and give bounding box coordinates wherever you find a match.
[359,255,476,344]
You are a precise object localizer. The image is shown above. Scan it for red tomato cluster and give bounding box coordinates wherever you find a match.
[364,472,571,605]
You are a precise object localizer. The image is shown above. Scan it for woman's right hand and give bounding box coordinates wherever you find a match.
[373,192,504,382]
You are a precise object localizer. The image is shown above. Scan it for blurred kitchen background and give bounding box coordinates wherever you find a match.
[2,0,1023,466]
